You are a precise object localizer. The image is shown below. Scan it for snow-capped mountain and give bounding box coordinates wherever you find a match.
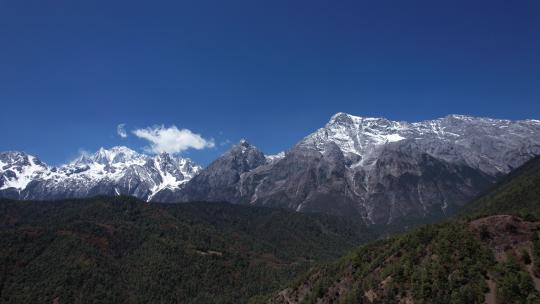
[299,113,540,175]
[0,146,201,201]
[177,113,540,224]
[2,113,540,225]
[0,151,49,192]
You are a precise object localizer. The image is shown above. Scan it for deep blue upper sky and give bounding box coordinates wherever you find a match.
[1,0,539,165]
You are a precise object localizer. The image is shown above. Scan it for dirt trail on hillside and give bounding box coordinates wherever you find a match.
[526,247,540,292]
[484,279,496,304]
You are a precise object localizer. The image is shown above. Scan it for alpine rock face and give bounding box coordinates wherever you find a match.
[174,139,268,203]
[0,146,201,201]
[2,114,540,225]
[177,113,540,224]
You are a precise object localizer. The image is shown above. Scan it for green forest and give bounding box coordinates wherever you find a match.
[266,156,540,304]
[0,197,371,303]
[2,156,540,304]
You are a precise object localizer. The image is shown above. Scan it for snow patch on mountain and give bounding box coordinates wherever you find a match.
[0,147,202,201]
[265,151,285,163]
[0,153,48,190]
[299,112,540,175]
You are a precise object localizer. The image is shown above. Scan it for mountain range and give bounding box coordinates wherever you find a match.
[0,146,201,201]
[2,113,540,225]
[176,113,540,224]
[2,151,540,303]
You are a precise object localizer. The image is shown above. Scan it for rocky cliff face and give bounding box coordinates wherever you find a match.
[162,139,267,203]
[177,113,540,224]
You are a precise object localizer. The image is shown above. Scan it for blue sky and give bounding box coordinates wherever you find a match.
[1,0,539,166]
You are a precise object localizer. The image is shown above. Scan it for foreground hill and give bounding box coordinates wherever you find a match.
[0,197,371,303]
[266,157,540,303]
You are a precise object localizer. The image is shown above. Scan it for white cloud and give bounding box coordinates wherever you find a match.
[133,125,215,154]
[117,124,127,138]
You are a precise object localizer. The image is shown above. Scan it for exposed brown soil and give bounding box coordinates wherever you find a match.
[469,215,540,304]
[273,215,540,304]
[469,215,538,261]
[525,247,540,292]
[484,278,496,304]
[273,271,323,304]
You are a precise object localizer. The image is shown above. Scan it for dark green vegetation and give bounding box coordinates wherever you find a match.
[269,221,499,304]
[2,156,540,304]
[0,197,372,304]
[463,155,540,219]
[268,156,540,304]
[493,256,537,304]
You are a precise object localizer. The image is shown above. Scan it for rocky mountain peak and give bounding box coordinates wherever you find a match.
[2,114,540,226]
[0,146,202,201]
[328,112,396,127]
[177,113,540,225]
[222,139,266,169]
[0,151,48,191]
[155,152,174,163]
[233,138,255,151]
[1,151,48,167]
[328,112,355,125]
[91,146,141,165]
[445,114,475,120]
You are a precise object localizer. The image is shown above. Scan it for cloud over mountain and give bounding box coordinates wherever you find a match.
[133,125,215,154]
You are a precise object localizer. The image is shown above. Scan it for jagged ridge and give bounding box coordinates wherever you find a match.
[177,113,540,224]
[0,146,201,201]
[2,113,540,225]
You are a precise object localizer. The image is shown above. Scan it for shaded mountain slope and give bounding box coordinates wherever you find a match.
[462,155,540,218]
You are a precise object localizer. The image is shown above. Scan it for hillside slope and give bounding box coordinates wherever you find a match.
[0,197,371,304]
[267,156,540,304]
[463,155,540,218]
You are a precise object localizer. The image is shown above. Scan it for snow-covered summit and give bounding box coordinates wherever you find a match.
[0,146,202,201]
[300,112,540,173]
[265,151,285,163]
[0,151,49,191]
[299,113,408,158]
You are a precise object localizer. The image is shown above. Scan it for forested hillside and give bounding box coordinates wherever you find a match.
[0,197,371,303]
[267,157,540,304]
[463,155,540,219]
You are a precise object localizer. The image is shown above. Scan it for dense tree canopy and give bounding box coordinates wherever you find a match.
[0,196,371,303]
